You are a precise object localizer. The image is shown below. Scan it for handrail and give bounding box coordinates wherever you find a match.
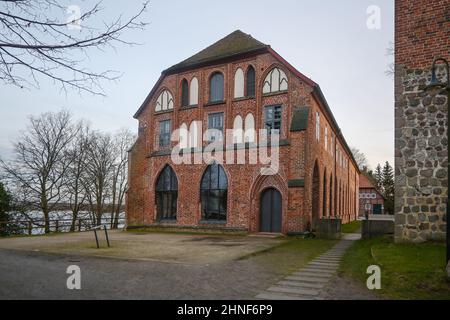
[88,224,111,248]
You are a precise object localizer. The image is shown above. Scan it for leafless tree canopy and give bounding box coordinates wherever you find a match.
[351,147,369,171]
[0,0,148,95]
[0,110,80,232]
[0,110,136,233]
[385,41,394,78]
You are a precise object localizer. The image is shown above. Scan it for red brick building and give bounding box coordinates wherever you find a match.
[126,30,360,234]
[359,174,385,216]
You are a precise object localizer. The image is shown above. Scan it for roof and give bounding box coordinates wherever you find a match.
[163,30,269,74]
[359,173,376,188]
[133,30,360,173]
[359,173,385,199]
[290,106,310,131]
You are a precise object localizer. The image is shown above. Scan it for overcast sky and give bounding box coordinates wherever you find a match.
[0,0,394,169]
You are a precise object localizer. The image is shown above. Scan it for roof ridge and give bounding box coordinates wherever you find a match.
[164,30,268,74]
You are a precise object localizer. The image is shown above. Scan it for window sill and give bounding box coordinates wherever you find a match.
[262,90,288,98]
[154,109,174,115]
[157,219,177,224]
[204,100,226,107]
[158,145,171,151]
[199,219,226,225]
[232,96,255,102]
[179,104,198,110]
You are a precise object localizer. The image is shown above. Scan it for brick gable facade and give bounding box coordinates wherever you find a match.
[126,31,359,234]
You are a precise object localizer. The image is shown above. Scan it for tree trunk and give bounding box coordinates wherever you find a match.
[43,209,50,234]
[70,210,78,232]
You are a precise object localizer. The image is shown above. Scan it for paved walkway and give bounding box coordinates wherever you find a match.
[256,233,360,300]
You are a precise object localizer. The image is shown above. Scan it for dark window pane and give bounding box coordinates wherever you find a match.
[159,120,171,147]
[218,166,227,189]
[246,66,255,97]
[200,164,228,220]
[201,168,210,190]
[181,79,189,106]
[155,166,178,220]
[208,113,224,142]
[264,105,282,136]
[210,73,224,102]
[211,163,219,189]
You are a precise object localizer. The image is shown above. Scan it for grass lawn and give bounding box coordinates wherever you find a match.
[341,220,361,233]
[340,236,450,299]
[243,237,338,275]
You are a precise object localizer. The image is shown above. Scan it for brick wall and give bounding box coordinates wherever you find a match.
[127,50,360,234]
[394,0,449,242]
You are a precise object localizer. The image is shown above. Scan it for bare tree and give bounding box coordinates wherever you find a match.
[0,109,79,233]
[0,0,148,95]
[66,121,90,231]
[385,41,394,78]
[110,128,135,229]
[351,147,369,171]
[83,131,115,226]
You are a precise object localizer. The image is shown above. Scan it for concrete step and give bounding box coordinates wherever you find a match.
[313,258,341,263]
[292,271,333,278]
[285,275,329,283]
[308,261,339,267]
[309,263,340,269]
[267,286,319,296]
[277,280,325,289]
[303,265,337,272]
[255,292,315,300]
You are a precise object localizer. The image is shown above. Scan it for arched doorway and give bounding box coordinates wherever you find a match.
[312,161,320,229]
[260,188,282,233]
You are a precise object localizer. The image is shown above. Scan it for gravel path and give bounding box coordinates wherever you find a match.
[255,233,379,300]
[0,248,284,300]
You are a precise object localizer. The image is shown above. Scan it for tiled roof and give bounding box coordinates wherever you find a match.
[359,173,377,189]
[164,30,269,74]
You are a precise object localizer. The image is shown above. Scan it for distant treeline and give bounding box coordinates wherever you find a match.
[0,110,135,234]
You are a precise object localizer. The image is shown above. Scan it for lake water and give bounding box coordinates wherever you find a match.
[5,210,126,235]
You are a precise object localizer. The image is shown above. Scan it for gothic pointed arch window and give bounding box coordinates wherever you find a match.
[200,163,228,221]
[246,66,256,97]
[234,68,244,98]
[209,72,224,102]
[155,90,174,112]
[190,77,199,105]
[244,113,255,143]
[155,165,178,220]
[233,115,243,144]
[181,79,189,107]
[262,67,288,94]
